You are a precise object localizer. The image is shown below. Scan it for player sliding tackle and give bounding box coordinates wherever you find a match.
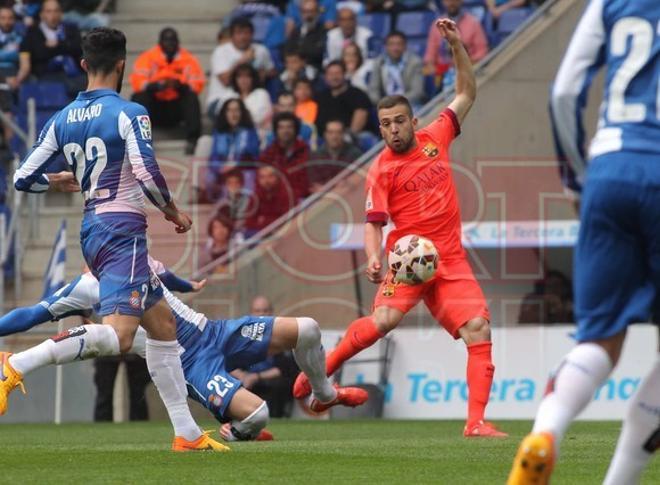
[0,261,368,440]
[5,27,226,451]
[294,18,506,437]
[508,0,660,483]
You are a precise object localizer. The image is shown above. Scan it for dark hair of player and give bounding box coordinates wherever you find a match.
[230,16,254,34]
[377,95,413,118]
[82,27,126,75]
[272,111,301,137]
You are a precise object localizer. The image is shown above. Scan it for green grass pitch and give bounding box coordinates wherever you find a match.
[0,420,657,484]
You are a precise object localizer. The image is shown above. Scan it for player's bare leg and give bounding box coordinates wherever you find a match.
[507,331,625,484]
[458,317,507,438]
[220,388,273,442]
[293,307,403,399]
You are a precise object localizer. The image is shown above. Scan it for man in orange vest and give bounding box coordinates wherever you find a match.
[130,28,205,154]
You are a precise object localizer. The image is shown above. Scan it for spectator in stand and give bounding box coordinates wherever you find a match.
[227,63,272,133]
[518,270,574,324]
[341,41,372,93]
[206,98,260,202]
[325,7,371,63]
[61,0,111,32]
[264,91,317,150]
[272,47,320,98]
[285,0,336,37]
[231,295,299,418]
[369,31,424,108]
[0,6,26,141]
[260,111,310,201]
[19,0,84,94]
[424,0,488,76]
[284,0,327,71]
[207,16,274,119]
[204,208,235,267]
[292,77,317,125]
[485,0,529,21]
[13,1,41,28]
[315,60,375,146]
[245,165,293,236]
[308,119,362,192]
[213,168,255,236]
[130,27,205,154]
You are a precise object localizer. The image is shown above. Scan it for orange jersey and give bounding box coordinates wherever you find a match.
[365,108,463,261]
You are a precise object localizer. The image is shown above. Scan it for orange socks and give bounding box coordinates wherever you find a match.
[466,341,495,426]
[326,316,385,376]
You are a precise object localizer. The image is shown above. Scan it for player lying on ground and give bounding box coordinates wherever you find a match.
[294,18,506,438]
[0,257,206,337]
[11,27,225,451]
[508,0,660,483]
[0,276,368,441]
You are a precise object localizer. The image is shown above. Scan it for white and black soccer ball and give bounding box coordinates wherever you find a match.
[388,235,438,285]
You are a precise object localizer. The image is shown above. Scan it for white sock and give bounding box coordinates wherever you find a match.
[603,356,660,485]
[533,343,613,449]
[292,317,336,403]
[130,327,147,358]
[146,338,201,441]
[9,324,119,375]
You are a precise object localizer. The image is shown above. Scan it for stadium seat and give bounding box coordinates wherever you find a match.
[358,12,391,39]
[407,37,427,58]
[18,81,69,111]
[367,35,384,59]
[497,7,534,37]
[395,10,436,38]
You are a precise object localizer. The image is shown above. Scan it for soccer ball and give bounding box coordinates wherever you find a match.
[388,235,438,285]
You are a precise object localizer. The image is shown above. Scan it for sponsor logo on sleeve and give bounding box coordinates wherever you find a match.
[240,322,266,341]
[137,115,152,140]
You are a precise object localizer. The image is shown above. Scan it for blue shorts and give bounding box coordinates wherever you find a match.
[180,316,275,421]
[574,152,660,341]
[80,212,162,317]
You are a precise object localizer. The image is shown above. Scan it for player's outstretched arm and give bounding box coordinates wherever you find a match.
[14,117,63,193]
[365,222,384,284]
[437,19,477,124]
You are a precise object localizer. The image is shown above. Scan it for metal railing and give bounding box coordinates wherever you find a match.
[195,0,561,277]
[0,98,37,312]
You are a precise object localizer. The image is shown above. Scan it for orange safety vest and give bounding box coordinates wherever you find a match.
[130,45,205,101]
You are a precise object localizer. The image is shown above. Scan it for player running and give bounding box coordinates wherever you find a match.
[7,27,225,451]
[508,1,660,483]
[293,18,506,438]
[0,278,369,441]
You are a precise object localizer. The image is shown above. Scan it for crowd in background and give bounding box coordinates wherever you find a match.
[0,0,538,268]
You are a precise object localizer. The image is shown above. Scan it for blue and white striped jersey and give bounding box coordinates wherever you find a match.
[550,0,660,192]
[14,88,171,215]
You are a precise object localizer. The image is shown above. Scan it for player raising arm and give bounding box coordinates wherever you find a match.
[4,28,226,451]
[295,19,506,438]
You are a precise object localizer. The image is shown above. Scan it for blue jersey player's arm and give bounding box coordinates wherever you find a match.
[13,116,61,193]
[549,0,606,195]
[119,104,173,209]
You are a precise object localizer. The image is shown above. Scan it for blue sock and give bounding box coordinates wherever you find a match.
[0,304,54,337]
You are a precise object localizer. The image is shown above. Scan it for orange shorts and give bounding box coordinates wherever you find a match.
[372,258,490,338]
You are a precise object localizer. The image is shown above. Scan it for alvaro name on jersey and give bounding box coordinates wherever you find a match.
[13,88,171,218]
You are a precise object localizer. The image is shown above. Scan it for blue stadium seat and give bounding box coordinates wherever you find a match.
[251,14,273,43]
[466,4,487,23]
[19,81,69,111]
[497,7,534,36]
[395,10,436,39]
[367,36,384,59]
[407,37,427,58]
[359,12,391,39]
